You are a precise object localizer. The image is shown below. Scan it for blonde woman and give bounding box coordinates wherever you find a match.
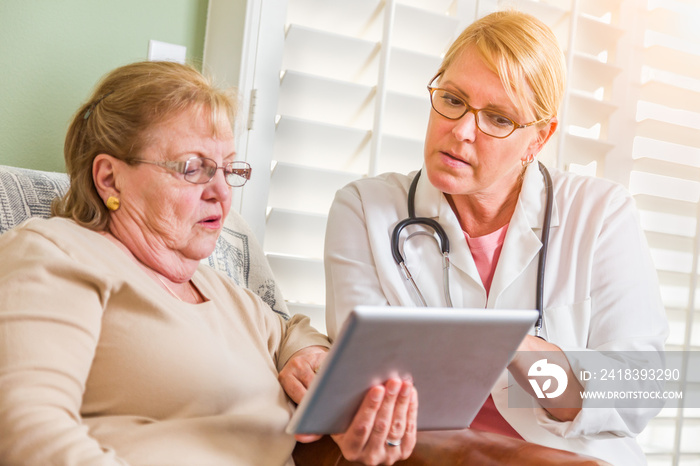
[324,11,667,465]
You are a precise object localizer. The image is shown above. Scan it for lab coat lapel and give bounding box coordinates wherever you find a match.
[489,162,559,304]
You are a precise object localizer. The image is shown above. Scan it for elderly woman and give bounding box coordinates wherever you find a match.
[324,10,668,465]
[0,61,417,465]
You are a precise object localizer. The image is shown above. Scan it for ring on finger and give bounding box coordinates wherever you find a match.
[386,438,402,447]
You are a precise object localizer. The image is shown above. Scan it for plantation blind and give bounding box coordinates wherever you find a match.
[204,0,700,461]
[625,1,700,464]
[234,0,461,329]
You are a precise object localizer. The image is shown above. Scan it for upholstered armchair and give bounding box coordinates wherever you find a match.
[0,164,609,465]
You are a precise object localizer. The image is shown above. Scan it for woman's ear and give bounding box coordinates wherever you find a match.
[529,117,558,157]
[92,154,120,203]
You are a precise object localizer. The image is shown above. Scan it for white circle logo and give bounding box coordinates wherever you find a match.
[528,358,568,399]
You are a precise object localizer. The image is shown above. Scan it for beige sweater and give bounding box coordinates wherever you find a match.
[0,217,330,466]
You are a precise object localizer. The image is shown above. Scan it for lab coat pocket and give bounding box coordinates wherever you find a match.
[542,298,591,347]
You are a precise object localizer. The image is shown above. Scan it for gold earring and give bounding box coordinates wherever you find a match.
[521,154,535,167]
[106,196,120,211]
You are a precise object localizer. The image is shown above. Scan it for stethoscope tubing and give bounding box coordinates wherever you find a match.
[391,163,552,337]
[391,172,453,308]
[535,162,553,337]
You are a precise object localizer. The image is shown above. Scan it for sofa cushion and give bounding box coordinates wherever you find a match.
[0,165,69,234]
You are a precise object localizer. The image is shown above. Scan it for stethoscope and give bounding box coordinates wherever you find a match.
[390,161,553,338]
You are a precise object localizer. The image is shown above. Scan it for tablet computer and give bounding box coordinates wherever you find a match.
[287,305,538,435]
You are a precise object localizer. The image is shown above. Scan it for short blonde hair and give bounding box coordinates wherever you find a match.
[53,60,237,231]
[435,10,566,122]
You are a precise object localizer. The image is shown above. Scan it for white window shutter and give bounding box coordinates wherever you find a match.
[205,0,700,460]
[628,1,700,462]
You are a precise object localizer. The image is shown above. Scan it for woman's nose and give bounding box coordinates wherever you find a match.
[452,110,478,142]
[205,168,232,201]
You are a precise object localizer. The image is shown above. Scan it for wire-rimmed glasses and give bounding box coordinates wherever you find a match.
[132,157,252,187]
[427,86,546,139]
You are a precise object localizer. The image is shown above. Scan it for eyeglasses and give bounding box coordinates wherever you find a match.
[427,86,546,139]
[132,157,252,187]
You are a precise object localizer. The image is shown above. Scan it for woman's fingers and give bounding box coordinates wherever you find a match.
[332,378,417,465]
[382,380,416,462]
[398,387,418,459]
[294,433,323,443]
[336,385,385,456]
[362,378,402,453]
[385,380,413,445]
[279,346,327,403]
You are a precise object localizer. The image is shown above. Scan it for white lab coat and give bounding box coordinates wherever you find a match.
[324,162,668,466]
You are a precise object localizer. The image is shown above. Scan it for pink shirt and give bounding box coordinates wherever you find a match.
[464,224,508,295]
[464,224,523,439]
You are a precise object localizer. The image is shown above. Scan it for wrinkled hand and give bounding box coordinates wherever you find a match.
[297,378,418,466]
[278,345,328,404]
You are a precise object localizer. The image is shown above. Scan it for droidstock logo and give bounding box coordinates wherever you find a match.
[528,359,568,399]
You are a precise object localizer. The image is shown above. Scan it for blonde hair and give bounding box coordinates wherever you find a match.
[435,10,566,122]
[53,60,237,231]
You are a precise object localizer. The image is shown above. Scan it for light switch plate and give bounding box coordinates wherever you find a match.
[147,40,187,64]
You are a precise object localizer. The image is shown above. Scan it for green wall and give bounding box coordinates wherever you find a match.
[0,0,209,172]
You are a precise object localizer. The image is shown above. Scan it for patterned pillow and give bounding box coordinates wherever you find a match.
[205,209,291,318]
[0,164,289,318]
[0,165,69,234]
